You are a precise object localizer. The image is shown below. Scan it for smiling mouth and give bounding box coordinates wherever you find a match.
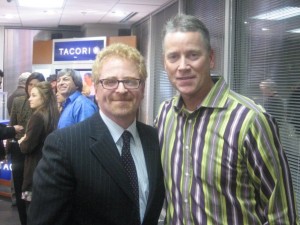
[177,76,194,80]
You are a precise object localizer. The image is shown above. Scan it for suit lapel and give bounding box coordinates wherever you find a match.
[137,123,158,214]
[88,114,136,203]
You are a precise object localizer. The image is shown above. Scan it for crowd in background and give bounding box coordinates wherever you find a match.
[0,69,98,225]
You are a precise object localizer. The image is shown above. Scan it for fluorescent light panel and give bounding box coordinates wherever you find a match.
[18,0,64,8]
[252,6,300,20]
[288,28,300,33]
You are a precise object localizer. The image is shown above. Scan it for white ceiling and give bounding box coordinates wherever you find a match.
[0,0,172,28]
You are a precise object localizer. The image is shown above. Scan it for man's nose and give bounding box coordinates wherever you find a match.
[178,56,189,70]
[116,81,128,93]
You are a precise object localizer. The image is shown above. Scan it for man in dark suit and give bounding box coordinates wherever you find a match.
[28,43,165,225]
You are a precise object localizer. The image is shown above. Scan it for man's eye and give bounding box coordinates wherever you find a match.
[166,54,178,62]
[188,52,201,60]
[105,80,117,85]
[124,80,135,85]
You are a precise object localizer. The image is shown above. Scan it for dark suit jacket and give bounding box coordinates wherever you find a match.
[0,124,16,160]
[28,113,165,225]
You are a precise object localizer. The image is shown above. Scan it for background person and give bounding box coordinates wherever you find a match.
[56,90,65,113]
[0,124,23,160]
[28,43,165,225]
[259,78,284,125]
[155,14,298,225]
[18,81,59,210]
[7,72,45,225]
[7,72,31,116]
[0,69,3,89]
[288,85,300,136]
[56,68,98,128]
[46,74,57,93]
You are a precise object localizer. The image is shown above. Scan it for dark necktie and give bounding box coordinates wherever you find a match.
[121,131,140,225]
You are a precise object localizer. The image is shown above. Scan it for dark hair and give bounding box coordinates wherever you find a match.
[162,14,211,52]
[47,74,57,82]
[25,72,45,96]
[32,81,59,133]
[57,69,83,92]
[0,69,3,77]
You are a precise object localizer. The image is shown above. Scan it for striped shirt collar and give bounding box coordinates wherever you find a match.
[173,76,229,112]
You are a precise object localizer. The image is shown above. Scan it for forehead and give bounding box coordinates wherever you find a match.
[100,57,139,77]
[164,31,206,51]
[57,74,74,82]
[31,87,40,94]
[29,79,40,84]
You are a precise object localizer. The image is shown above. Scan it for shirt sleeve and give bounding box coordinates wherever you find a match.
[10,98,18,126]
[245,112,298,224]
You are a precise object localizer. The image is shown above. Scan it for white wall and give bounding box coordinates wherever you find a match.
[82,23,130,37]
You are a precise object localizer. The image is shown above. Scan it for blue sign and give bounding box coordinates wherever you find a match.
[0,161,12,180]
[53,38,106,62]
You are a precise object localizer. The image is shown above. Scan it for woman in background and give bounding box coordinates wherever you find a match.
[18,81,59,209]
[8,72,45,225]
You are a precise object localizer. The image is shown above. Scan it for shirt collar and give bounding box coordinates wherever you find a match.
[62,90,81,108]
[99,110,137,144]
[174,76,229,112]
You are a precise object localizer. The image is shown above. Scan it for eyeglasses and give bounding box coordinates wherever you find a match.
[98,78,143,90]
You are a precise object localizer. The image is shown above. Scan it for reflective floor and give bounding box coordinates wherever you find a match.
[0,196,20,225]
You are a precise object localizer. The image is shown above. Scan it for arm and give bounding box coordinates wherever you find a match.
[19,114,44,154]
[245,112,298,224]
[0,125,16,140]
[9,98,19,126]
[27,131,74,225]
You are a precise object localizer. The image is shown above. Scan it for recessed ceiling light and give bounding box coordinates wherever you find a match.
[111,11,127,17]
[252,6,300,20]
[17,0,64,8]
[43,10,56,15]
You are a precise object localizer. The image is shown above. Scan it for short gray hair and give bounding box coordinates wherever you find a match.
[18,72,31,87]
[57,68,83,92]
[162,14,211,52]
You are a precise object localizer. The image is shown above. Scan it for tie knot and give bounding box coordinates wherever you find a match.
[122,130,131,146]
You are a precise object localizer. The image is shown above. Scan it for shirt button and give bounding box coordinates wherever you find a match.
[184,199,188,203]
[188,119,192,124]
[185,146,189,150]
[185,172,189,176]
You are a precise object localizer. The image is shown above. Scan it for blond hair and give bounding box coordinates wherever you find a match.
[92,43,147,84]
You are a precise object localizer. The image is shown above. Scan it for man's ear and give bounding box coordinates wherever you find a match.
[209,49,215,69]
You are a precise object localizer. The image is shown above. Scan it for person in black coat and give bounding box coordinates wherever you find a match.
[0,124,24,160]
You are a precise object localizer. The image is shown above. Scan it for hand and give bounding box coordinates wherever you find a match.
[18,135,26,144]
[13,125,24,134]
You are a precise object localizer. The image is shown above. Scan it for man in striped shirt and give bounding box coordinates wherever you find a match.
[155,14,299,225]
